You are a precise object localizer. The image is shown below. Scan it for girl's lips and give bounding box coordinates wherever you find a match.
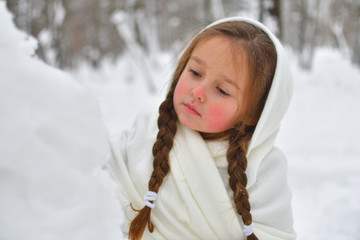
[183,103,201,116]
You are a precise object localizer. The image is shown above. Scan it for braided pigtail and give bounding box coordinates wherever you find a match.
[227,124,258,240]
[128,86,178,240]
[128,19,276,239]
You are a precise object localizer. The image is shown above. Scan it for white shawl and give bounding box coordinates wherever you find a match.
[107,113,295,240]
[107,17,296,240]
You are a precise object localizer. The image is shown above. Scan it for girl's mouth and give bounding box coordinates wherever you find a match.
[183,103,201,116]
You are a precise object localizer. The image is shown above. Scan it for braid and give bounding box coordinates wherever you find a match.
[128,20,276,240]
[128,87,178,240]
[227,124,258,240]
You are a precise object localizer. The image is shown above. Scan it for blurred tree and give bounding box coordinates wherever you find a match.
[259,0,282,38]
[6,0,124,69]
[329,0,360,66]
[5,0,360,72]
[268,0,282,39]
[282,0,360,70]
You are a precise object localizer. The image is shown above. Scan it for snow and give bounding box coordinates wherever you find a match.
[1,2,360,240]
[277,49,360,239]
[0,3,124,240]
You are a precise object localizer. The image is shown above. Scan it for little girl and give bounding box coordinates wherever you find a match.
[107,17,296,240]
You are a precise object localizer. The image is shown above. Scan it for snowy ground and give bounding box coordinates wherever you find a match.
[1,2,360,239]
[278,50,360,239]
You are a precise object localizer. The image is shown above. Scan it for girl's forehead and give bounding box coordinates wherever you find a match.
[193,36,232,53]
[192,36,247,65]
[191,37,233,66]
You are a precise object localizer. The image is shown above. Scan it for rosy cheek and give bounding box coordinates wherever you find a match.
[206,105,227,130]
[174,77,188,97]
[175,81,185,95]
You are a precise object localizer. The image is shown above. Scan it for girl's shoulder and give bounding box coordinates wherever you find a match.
[254,147,289,188]
[110,111,158,140]
[109,111,158,155]
[247,145,289,188]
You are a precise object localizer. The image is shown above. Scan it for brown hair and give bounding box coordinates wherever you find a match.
[129,21,277,240]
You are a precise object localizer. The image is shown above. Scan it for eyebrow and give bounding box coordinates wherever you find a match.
[189,55,240,91]
[190,55,207,67]
[224,78,240,90]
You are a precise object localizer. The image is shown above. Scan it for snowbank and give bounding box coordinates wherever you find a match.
[0,3,123,240]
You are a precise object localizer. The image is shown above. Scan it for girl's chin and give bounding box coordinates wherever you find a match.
[178,117,201,132]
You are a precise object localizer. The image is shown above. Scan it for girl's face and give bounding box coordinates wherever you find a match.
[173,36,250,133]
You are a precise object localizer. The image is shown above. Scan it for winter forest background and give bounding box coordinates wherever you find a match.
[1,0,360,240]
[5,0,360,71]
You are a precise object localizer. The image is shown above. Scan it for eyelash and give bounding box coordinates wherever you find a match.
[189,68,230,96]
[217,87,230,96]
[190,69,201,78]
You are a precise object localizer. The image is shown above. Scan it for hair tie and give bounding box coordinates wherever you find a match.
[144,191,158,209]
[242,223,254,236]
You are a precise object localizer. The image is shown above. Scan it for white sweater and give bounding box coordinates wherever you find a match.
[107,17,296,240]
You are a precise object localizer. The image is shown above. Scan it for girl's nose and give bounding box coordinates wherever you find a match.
[192,85,206,102]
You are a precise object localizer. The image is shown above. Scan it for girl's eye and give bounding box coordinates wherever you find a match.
[217,87,230,96]
[190,69,201,78]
